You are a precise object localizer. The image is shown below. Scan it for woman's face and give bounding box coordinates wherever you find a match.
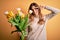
[32,6,39,16]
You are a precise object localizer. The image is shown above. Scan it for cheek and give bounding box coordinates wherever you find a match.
[34,10,39,13]
[36,10,39,12]
[34,9,38,12]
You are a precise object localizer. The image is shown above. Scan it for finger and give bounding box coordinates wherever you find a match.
[40,5,46,9]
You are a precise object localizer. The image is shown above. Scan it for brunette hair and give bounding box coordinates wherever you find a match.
[28,3,45,25]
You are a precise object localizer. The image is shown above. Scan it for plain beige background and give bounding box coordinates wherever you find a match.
[0,0,60,40]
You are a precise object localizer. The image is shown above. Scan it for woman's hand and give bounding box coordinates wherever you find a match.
[39,5,46,9]
[18,32,22,36]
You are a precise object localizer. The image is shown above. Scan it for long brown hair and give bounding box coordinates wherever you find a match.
[28,3,45,25]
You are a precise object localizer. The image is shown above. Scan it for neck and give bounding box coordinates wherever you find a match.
[35,14,39,18]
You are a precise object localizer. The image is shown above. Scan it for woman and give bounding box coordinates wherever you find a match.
[27,3,60,40]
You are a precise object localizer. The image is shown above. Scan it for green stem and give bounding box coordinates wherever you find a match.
[20,31,25,40]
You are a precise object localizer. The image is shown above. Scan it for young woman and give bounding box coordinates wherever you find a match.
[27,3,60,40]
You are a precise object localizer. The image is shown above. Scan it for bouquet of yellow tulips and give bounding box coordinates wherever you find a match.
[4,8,33,40]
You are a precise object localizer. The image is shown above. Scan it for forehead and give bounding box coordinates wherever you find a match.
[32,6,38,9]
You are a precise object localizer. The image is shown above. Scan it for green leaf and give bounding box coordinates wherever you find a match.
[19,18,25,31]
[14,14,21,23]
[15,25,21,32]
[8,18,18,26]
[22,14,29,30]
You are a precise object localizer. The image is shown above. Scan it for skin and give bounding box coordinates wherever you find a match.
[32,6,39,17]
[18,5,46,37]
[32,5,45,17]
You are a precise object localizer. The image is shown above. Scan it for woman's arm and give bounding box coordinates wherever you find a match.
[44,6,60,20]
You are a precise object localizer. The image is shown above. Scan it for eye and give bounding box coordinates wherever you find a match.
[35,8,39,10]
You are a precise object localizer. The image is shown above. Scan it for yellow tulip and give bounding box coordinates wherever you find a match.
[16,8,21,14]
[9,11,14,16]
[5,11,14,19]
[16,8,25,18]
[21,14,25,18]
